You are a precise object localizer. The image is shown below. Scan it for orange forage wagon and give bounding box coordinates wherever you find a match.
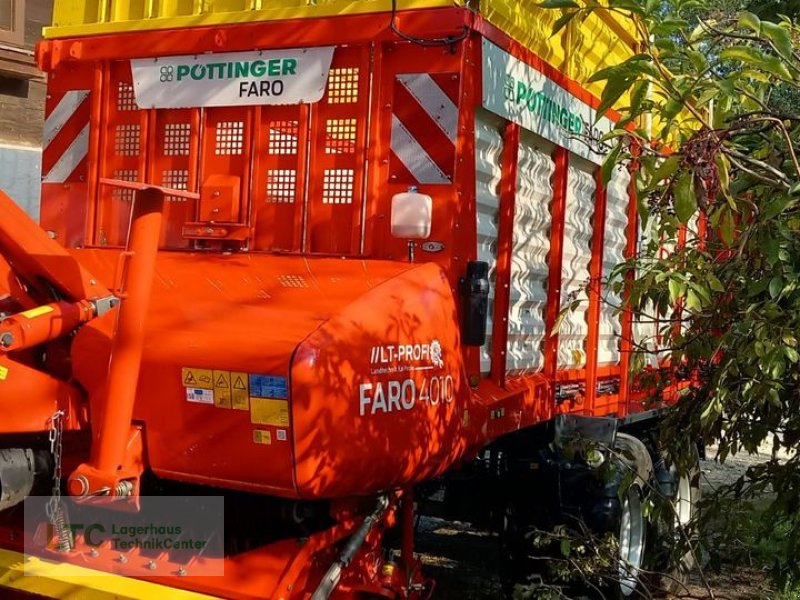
[0,1,697,599]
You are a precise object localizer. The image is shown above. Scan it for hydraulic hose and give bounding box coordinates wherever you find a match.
[310,495,390,600]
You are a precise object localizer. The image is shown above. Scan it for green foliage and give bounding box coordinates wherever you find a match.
[532,1,800,595]
[574,0,800,590]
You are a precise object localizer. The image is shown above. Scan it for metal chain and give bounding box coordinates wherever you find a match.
[46,410,73,552]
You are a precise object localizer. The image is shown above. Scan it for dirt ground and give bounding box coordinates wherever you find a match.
[417,444,786,600]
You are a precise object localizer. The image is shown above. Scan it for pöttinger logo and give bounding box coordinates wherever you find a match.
[160,65,175,83]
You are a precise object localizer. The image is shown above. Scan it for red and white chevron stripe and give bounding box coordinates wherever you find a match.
[390,72,459,185]
[42,88,91,184]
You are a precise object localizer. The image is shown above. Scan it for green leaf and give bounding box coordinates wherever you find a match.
[707,273,725,293]
[737,11,761,34]
[720,46,792,80]
[686,289,701,311]
[769,276,783,299]
[650,155,681,187]
[762,195,794,220]
[687,49,709,71]
[716,154,732,200]
[720,207,735,247]
[601,143,623,187]
[551,10,577,35]
[588,54,651,83]
[662,99,684,122]
[629,80,650,115]
[761,21,794,60]
[537,0,579,7]
[669,278,685,304]
[784,347,799,363]
[674,172,697,224]
[595,74,635,122]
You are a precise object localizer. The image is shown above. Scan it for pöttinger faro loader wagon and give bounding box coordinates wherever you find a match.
[0,1,699,598]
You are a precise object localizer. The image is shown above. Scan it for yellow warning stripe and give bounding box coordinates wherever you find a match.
[0,548,217,599]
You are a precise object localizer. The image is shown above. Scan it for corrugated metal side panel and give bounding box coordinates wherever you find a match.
[597,166,629,364]
[506,131,554,373]
[46,0,459,38]
[558,157,595,369]
[0,145,42,221]
[475,108,503,375]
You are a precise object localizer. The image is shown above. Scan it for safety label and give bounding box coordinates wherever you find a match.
[213,370,232,409]
[186,387,214,405]
[231,372,250,410]
[252,430,272,445]
[250,398,290,427]
[249,374,288,399]
[182,368,278,414]
[182,368,214,390]
[0,365,8,381]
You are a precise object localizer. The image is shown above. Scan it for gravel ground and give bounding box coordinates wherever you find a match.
[417,443,792,600]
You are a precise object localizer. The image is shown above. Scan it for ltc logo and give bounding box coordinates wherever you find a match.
[160,65,175,82]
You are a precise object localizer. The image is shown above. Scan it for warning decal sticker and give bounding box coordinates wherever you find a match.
[249,374,288,399]
[250,398,290,427]
[213,370,232,409]
[181,368,287,419]
[231,372,250,410]
[253,430,272,445]
[182,368,213,390]
[186,387,214,404]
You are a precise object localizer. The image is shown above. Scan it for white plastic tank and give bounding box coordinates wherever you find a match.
[390,186,433,239]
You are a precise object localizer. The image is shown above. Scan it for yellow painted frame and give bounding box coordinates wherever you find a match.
[0,548,216,599]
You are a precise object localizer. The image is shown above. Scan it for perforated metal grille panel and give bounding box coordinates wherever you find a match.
[114,124,140,156]
[215,121,245,155]
[327,68,360,104]
[267,121,299,155]
[325,119,357,154]
[117,81,136,111]
[322,169,354,204]
[111,169,137,201]
[163,123,191,156]
[161,169,190,202]
[266,169,297,203]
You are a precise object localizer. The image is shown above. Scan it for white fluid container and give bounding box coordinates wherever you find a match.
[391,188,433,239]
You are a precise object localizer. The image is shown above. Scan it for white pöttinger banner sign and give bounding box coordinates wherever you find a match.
[131,47,336,109]
[481,39,615,165]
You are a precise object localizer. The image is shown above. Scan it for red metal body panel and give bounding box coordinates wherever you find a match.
[68,250,482,497]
